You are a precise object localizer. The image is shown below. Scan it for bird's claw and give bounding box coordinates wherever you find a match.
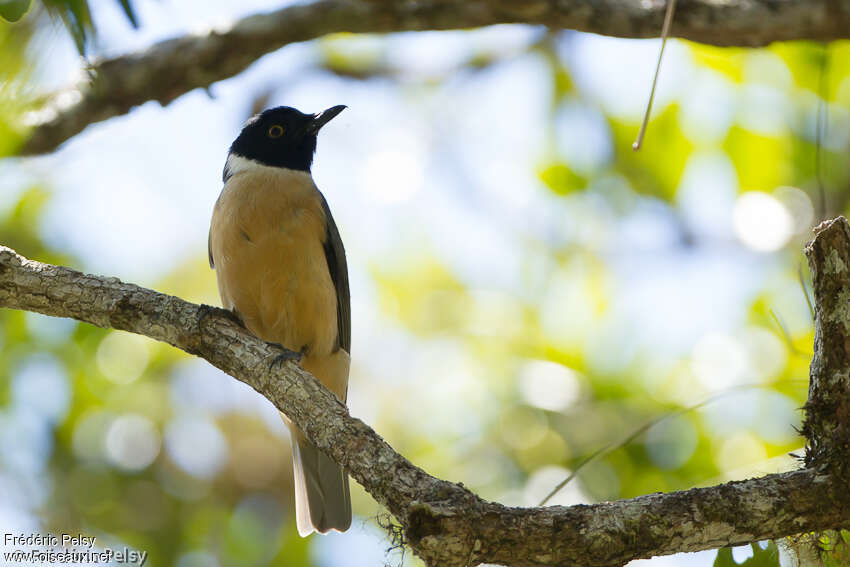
[198,304,244,330]
[267,342,302,369]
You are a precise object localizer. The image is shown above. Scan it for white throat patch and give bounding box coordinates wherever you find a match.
[223,154,265,182]
[222,153,314,187]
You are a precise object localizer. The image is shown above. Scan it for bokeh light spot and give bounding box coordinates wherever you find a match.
[223,495,284,565]
[13,355,70,423]
[742,326,787,382]
[773,185,813,234]
[645,416,699,470]
[361,145,423,204]
[731,545,755,563]
[72,409,114,464]
[176,550,220,567]
[716,432,767,473]
[732,191,792,252]
[499,406,549,450]
[105,414,160,471]
[523,465,588,507]
[165,416,228,479]
[518,360,581,412]
[97,331,150,384]
[691,333,748,392]
[0,409,54,474]
[24,312,77,344]
[229,436,286,488]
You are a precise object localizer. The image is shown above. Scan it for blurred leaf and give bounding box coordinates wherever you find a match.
[0,115,25,156]
[373,256,468,336]
[724,125,791,191]
[319,34,385,79]
[713,542,780,567]
[826,42,850,101]
[0,0,32,22]
[116,0,137,28]
[817,529,850,567]
[42,0,140,53]
[609,104,692,200]
[789,136,850,211]
[539,162,586,195]
[771,42,828,96]
[0,186,70,265]
[0,13,34,156]
[689,43,747,82]
[43,0,93,54]
[552,65,573,100]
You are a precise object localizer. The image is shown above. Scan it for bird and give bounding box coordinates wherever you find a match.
[208,105,351,536]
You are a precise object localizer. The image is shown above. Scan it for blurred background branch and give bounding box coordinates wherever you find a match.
[1,216,850,566]
[16,0,850,155]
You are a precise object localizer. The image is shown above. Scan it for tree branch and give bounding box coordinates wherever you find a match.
[3,221,850,565]
[803,217,850,473]
[19,0,850,155]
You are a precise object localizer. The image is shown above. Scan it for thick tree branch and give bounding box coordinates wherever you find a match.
[803,217,850,473]
[3,220,850,566]
[19,0,850,155]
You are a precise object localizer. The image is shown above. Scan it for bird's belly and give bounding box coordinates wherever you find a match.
[214,224,338,356]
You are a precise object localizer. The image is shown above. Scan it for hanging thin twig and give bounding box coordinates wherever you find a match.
[633,0,678,151]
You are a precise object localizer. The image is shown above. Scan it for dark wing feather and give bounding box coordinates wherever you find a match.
[319,193,351,353]
[208,228,215,268]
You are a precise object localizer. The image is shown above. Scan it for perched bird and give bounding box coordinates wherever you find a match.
[208,105,351,536]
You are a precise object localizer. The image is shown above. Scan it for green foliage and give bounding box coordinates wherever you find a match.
[2,0,139,53]
[539,162,587,195]
[0,0,31,22]
[373,257,470,337]
[817,530,850,567]
[724,126,791,192]
[688,43,748,82]
[41,0,94,53]
[713,542,780,567]
[0,16,33,155]
[609,104,692,199]
[319,34,385,79]
[115,0,136,27]
[772,42,829,96]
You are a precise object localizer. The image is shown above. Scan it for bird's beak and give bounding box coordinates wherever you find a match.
[306,105,346,134]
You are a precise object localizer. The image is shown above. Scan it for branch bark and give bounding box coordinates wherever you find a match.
[19,0,850,155]
[803,217,850,473]
[2,220,850,565]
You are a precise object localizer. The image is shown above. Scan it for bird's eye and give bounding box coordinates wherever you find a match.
[267,125,285,138]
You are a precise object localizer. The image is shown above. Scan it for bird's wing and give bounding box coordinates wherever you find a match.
[319,192,350,353]
[208,228,215,268]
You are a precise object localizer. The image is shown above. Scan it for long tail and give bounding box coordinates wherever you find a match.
[290,427,351,536]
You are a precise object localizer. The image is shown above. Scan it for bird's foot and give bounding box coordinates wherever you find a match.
[197,304,244,330]
[267,341,303,369]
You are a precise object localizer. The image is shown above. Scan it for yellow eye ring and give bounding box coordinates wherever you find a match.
[267,124,284,138]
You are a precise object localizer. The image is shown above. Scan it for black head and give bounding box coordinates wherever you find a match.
[226,105,346,175]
